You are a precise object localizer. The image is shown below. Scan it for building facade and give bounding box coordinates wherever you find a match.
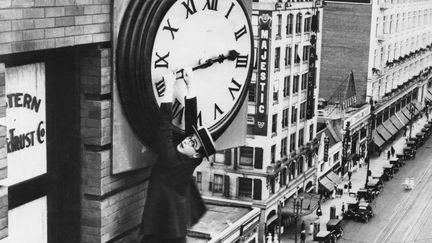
[195,0,324,241]
[320,0,432,156]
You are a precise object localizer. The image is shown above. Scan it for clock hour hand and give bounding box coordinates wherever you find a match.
[175,50,239,80]
[193,49,240,71]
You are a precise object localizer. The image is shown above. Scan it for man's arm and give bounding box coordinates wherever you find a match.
[183,67,197,137]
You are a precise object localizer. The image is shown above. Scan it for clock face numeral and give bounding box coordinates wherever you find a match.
[214,103,224,120]
[155,52,169,68]
[235,55,248,68]
[155,79,166,97]
[172,98,185,124]
[182,0,197,19]
[225,2,235,19]
[203,0,218,11]
[234,25,247,41]
[197,111,203,127]
[228,78,241,100]
[163,19,179,40]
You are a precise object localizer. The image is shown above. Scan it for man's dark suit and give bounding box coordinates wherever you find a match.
[140,97,206,242]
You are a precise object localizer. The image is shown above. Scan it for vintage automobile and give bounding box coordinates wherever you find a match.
[343,200,360,220]
[314,230,336,243]
[406,139,417,149]
[382,164,395,181]
[367,178,382,197]
[326,218,343,239]
[357,188,374,202]
[416,132,426,146]
[356,200,374,223]
[403,147,416,160]
[389,158,403,168]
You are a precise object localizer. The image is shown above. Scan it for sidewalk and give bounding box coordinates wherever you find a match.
[281,115,429,243]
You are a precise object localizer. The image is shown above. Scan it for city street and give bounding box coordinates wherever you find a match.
[342,137,432,243]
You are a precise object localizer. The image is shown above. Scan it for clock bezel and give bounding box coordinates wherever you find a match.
[116,0,254,147]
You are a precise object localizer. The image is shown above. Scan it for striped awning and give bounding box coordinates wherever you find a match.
[383,120,398,136]
[395,111,409,126]
[372,130,385,147]
[390,115,404,129]
[376,125,392,140]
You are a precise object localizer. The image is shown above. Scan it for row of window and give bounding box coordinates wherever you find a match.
[372,88,418,129]
[276,12,314,37]
[378,9,432,35]
[274,45,311,69]
[320,151,340,172]
[372,55,431,100]
[379,0,431,6]
[374,31,432,67]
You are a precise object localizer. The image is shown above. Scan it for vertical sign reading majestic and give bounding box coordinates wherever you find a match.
[306,67,315,119]
[323,137,329,162]
[1,63,46,185]
[254,11,272,136]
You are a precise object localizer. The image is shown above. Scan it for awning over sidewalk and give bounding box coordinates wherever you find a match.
[326,171,342,185]
[396,111,409,125]
[376,125,392,140]
[383,120,398,136]
[372,130,385,147]
[390,115,404,129]
[401,107,413,120]
[281,193,321,217]
[414,102,424,114]
[319,176,334,192]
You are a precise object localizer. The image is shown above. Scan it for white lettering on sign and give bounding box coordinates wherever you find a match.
[0,63,46,186]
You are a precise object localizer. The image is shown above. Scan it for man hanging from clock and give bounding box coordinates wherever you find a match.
[140,67,217,243]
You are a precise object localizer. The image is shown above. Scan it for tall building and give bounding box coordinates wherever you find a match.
[195,0,324,241]
[320,0,432,154]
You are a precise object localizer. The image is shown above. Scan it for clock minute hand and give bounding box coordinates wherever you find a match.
[192,49,240,71]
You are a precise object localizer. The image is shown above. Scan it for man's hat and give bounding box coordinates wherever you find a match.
[192,126,216,159]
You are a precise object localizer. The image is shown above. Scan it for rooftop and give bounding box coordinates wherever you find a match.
[187,204,252,242]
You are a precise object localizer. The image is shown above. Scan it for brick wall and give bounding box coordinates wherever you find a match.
[0,0,111,54]
[80,48,151,242]
[0,64,6,240]
[320,2,372,103]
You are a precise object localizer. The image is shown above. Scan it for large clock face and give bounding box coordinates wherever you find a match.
[116,0,253,146]
[150,0,253,133]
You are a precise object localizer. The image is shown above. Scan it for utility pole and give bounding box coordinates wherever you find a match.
[342,122,351,176]
[365,111,375,188]
[409,102,415,139]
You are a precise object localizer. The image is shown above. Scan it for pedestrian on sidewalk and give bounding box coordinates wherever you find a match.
[300,229,306,243]
[348,171,352,181]
[387,150,391,160]
[309,222,314,235]
[391,146,395,157]
[404,126,407,136]
[341,202,345,214]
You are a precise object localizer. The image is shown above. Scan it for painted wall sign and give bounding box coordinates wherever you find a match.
[323,136,329,162]
[0,63,46,186]
[254,11,272,136]
[306,67,315,120]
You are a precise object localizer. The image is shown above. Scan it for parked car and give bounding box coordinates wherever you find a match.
[356,200,374,223]
[314,230,336,243]
[357,188,374,202]
[326,218,343,239]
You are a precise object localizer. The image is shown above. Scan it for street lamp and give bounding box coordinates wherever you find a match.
[293,194,304,243]
[365,112,375,189]
[409,102,415,139]
[342,122,351,176]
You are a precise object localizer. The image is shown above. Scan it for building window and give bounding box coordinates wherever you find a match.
[320,163,324,172]
[293,75,299,93]
[298,128,304,146]
[214,151,225,163]
[238,178,252,198]
[272,114,277,134]
[300,102,306,120]
[295,13,302,33]
[282,108,289,128]
[286,14,293,35]
[240,146,253,166]
[333,152,339,162]
[213,174,223,193]
[248,82,256,102]
[196,171,202,190]
[290,132,296,152]
[304,17,311,32]
[303,46,310,61]
[283,76,290,97]
[275,47,280,69]
[285,46,292,66]
[277,14,282,38]
[297,156,304,174]
[294,44,300,63]
[281,137,288,157]
[309,124,314,141]
[271,145,276,164]
[291,106,297,124]
[301,73,308,90]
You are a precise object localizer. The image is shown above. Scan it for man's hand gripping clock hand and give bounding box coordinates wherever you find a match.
[182,67,196,99]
